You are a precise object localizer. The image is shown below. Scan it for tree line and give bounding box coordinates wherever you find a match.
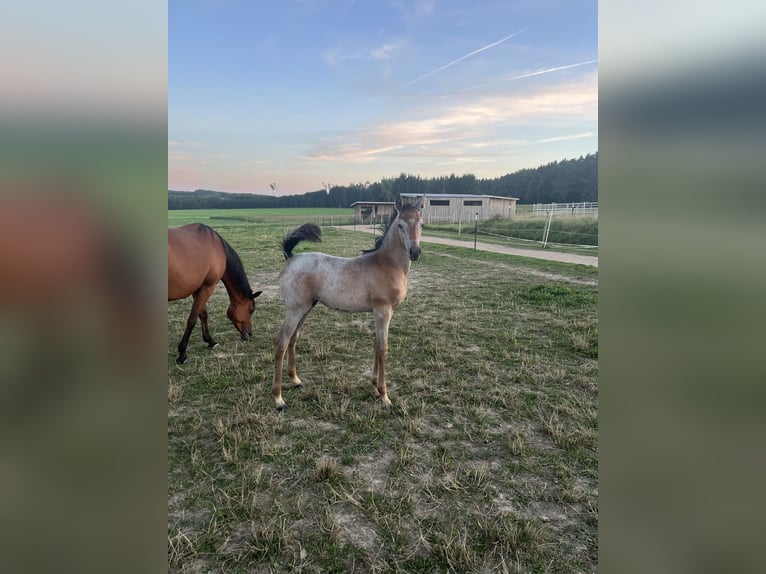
[168,152,597,210]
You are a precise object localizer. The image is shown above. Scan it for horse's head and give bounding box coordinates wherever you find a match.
[395,196,424,261]
[227,290,263,340]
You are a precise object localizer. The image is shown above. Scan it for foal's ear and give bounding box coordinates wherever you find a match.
[413,195,424,210]
[251,290,263,300]
[395,197,403,212]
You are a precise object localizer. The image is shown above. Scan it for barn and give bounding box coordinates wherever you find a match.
[400,193,518,223]
[350,201,397,224]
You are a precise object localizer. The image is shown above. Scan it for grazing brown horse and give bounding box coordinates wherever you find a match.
[168,224,262,364]
[272,196,424,411]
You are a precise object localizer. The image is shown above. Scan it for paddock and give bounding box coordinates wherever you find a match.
[167,216,598,573]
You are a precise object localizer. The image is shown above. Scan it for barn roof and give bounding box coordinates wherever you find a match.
[400,193,519,201]
[349,201,395,207]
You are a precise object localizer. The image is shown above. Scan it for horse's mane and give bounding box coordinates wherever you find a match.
[362,203,420,254]
[197,224,253,297]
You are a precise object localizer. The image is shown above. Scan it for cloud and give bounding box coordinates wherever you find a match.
[311,144,406,163]
[308,75,597,164]
[415,0,437,15]
[391,0,437,22]
[371,43,397,60]
[404,29,526,87]
[323,40,403,66]
[322,47,355,66]
[168,139,202,162]
[168,139,200,148]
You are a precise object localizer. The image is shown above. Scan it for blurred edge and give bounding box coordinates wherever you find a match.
[601,3,766,573]
[0,2,167,573]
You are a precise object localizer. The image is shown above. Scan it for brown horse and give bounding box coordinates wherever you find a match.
[168,223,262,364]
[272,196,424,411]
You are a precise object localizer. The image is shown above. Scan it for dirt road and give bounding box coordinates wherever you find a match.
[337,225,598,267]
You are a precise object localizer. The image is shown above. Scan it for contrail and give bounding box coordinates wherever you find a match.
[537,131,594,143]
[405,29,526,87]
[462,58,598,91]
[507,59,597,81]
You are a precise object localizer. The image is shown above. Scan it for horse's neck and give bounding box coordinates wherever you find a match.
[377,226,411,272]
[221,268,248,303]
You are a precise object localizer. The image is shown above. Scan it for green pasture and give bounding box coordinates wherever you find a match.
[168,221,598,572]
[168,207,354,229]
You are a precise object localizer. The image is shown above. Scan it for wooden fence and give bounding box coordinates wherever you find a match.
[531,202,598,216]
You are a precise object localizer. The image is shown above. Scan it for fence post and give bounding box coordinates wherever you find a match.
[542,209,554,248]
[473,212,478,251]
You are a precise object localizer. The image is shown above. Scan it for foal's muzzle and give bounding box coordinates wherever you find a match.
[241,329,252,341]
[409,245,421,261]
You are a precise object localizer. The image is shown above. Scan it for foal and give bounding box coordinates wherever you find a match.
[272,197,424,410]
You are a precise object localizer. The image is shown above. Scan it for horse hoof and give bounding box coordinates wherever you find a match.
[276,404,288,412]
[176,356,187,365]
[209,342,219,349]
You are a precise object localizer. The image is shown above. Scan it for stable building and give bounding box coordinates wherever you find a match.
[400,193,518,223]
[350,201,397,224]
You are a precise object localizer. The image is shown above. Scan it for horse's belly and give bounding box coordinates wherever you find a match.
[167,268,204,301]
[167,280,190,301]
[322,272,380,312]
[318,291,371,313]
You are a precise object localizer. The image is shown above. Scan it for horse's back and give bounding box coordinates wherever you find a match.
[168,224,226,301]
[280,252,406,312]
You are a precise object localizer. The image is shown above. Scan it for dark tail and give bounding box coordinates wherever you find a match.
[281,223,322,259]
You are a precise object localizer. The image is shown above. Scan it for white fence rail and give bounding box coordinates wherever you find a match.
[531,202,598,216]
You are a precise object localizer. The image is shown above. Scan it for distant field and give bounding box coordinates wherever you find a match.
[168,208,354,228]
[168,221,598,572]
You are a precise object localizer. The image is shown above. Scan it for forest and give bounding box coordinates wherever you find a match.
[168,152,597,209]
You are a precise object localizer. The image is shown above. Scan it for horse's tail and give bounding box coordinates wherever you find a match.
[281,223,322,259]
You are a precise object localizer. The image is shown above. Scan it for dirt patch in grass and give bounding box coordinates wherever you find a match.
[333,510,381,553]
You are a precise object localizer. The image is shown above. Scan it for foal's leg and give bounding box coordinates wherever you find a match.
[371,306,394,408]
[199,306,218,348]
[287,313,311,387]
[177,285,215,364]
[273,305,312,410]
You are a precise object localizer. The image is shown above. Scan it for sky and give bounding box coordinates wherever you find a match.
[169,0,597,196]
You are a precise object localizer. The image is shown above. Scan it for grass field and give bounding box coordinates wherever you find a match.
[168,219,598,572]
[168,208,355,229]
